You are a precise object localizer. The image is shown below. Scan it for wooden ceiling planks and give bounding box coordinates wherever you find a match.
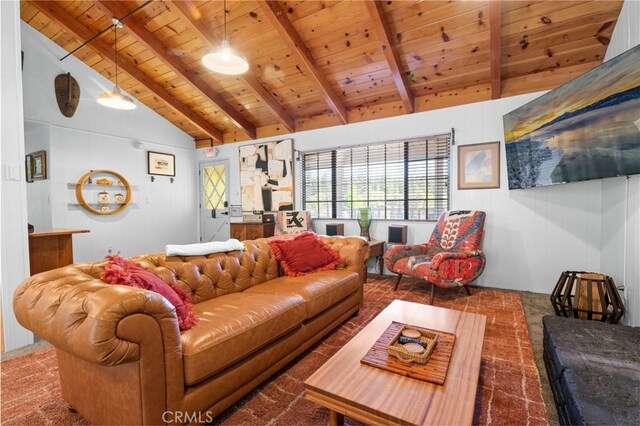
[21,0,624,146]
[502,0,620,36]
[364,1,414,112]
[166,0,296,132]
[92,0,257,140]
[502,21,612,59]
[258,0,349,124]
[489,0,501,99]
[501,60,597,96]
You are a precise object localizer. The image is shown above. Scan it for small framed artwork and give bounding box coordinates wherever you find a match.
[114,193,125,204]
[30,150,47,181]
[147,151,175,176]
[458,141,500,190]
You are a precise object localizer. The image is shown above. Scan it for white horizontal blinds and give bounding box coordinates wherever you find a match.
[302,133,450,220]
[384,142,405,220]
[302,150,333,218]
[335,146,369,219]
[407,135,450,220]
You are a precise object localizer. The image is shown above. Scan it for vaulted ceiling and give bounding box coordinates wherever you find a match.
[20,1,624,147]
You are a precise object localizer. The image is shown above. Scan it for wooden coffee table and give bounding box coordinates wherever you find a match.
[304,300,486,425]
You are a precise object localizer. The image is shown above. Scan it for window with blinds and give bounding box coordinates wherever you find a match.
[302,134,450,221]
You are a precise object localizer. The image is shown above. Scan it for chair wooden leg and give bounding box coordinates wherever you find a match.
[464,285,472,296]
[393,274,403,291]
[429,282,435,305]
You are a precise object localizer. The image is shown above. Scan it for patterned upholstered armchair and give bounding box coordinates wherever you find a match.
[384,210,486,303]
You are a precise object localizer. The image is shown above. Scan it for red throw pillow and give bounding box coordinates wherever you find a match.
[269,232,340,277]
[101,255,198,331]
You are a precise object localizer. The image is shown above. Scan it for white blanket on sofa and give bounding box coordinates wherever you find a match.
[165,239,245,256]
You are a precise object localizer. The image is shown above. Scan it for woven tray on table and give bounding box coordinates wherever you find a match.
[361,321,456,385]
[387,324,439,364]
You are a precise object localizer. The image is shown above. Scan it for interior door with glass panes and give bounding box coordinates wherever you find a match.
[199,160,230,242]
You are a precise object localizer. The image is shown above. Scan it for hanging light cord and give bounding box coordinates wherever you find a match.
[114,25,119,88]
[223,0,228,42]
[60,0,153,61]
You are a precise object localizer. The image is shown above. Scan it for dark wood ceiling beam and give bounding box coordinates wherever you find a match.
[166,0,295,133]
[365,1,414,113]
[94,0,257,140]
[258,0,348,125]
[30,0,223,142]
[490,0,502,99]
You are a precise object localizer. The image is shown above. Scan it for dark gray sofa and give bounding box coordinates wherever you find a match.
[542,315,640,425]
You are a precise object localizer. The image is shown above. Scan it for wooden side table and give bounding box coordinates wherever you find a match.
[28,228,90,275]
[367,240,385,279]
[230,222,275,240]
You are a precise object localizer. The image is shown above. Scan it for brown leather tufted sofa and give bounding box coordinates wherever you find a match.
[13,235,369,425]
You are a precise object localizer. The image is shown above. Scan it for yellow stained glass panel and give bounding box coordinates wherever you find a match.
[203,165,226,210]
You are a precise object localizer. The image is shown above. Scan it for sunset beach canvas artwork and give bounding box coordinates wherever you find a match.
[503,44,640,190]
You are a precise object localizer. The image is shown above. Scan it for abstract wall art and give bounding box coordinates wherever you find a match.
[504,45,640,190]
[239,139,294,211]
[458,142,500,190]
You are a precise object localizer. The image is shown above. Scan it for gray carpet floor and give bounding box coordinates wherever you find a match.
[520,290,559,426]
[2,285,559,425]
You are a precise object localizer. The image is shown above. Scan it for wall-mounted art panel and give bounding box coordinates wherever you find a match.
[239,139,294,212]
[504,45,640,190]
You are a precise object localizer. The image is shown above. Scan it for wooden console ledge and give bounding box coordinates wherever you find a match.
[28,228,89,276]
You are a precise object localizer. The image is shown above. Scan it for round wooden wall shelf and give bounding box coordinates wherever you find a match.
[75,170,132,215]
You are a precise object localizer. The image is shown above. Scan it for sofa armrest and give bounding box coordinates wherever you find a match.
[13,264,181,366]
[320,236,370,284]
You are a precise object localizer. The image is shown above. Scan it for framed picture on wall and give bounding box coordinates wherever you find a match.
[458,141,500,190]
[147,151,175,176]
[27,150,47,181]
[32,151,46,180]
[238,138,294,211]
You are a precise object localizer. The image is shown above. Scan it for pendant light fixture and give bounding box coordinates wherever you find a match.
[201,0,249,75]
[97,19,136,110]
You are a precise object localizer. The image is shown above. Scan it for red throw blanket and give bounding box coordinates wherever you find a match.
[101,255,198,330]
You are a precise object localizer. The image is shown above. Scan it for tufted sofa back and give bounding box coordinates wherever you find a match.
[75,239,280,305]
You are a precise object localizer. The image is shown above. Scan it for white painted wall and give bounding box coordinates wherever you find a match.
[197,92,604,294]
[601,0,640,326]
[1,0,34,351]
[20,22,199,263]
[20,23,191,145]
[49,125,198,261]
[25,121,52,228]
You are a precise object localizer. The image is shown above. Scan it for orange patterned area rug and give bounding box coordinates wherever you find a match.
[1,277,548,425]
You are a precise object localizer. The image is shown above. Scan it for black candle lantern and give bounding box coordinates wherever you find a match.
[550,271,624,324]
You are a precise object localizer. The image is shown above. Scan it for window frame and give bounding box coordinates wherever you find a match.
[301,134,451,222]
